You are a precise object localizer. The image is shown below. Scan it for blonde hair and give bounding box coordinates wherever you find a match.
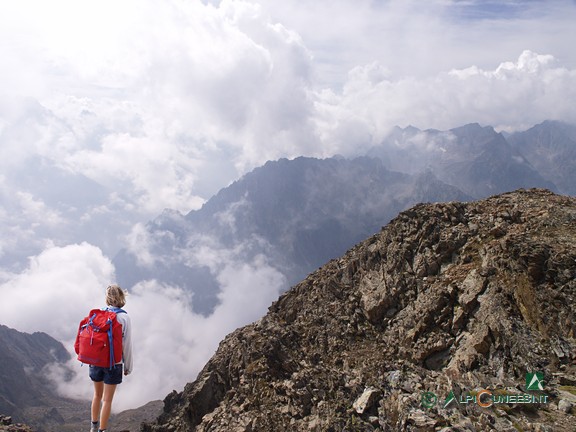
[106,284,127,308]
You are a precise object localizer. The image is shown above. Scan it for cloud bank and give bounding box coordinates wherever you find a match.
[316,50,576,156]
[0,0,575,411]
[0,242,284,410]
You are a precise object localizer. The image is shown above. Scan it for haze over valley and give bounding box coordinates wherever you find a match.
[0,1,575,426]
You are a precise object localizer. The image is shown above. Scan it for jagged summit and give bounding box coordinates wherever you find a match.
[144,189,576,431]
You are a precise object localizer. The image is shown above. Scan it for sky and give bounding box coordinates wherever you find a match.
[0,0,576,411]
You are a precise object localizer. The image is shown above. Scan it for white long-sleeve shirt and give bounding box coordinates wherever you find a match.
[114,311,133,374]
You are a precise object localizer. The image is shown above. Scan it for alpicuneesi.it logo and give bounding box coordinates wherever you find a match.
[526,371,545,391]
[421,372,549,409]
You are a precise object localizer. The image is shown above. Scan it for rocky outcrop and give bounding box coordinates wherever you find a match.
[0,415,33,432]
[143,189,576,431]
[0,325,71,425]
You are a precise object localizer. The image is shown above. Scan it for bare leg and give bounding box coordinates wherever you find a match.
[99,383,117,430]
[91,381,104,423]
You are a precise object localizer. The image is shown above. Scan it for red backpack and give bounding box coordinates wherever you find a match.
[74,308,126,369]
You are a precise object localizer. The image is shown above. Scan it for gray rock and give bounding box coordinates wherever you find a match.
[557,399,573,413]
[352,387,381,414]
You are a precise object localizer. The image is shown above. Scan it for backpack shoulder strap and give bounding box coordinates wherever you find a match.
[106,306,127,314]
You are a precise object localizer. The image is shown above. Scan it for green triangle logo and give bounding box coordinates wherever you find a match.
[526,372,544,391]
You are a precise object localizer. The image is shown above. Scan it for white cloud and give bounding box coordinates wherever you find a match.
[0,0,320,212]
[257,0,576,83]
[123,223,160,268]
[0,243,115,339]
[313,50,576,156]
[0,240,284,411]
[1,0,574,223]
[0,0,575,414]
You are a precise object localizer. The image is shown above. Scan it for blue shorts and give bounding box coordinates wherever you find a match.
[89,364,123,385]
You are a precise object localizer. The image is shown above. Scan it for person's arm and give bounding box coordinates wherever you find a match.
[118,313,133,375]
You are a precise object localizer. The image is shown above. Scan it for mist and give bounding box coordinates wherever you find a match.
[1,0,576,412]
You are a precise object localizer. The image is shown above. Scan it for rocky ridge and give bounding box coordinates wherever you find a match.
[0,416,33,432]
[0,325,80,431]
[143,189,576,431]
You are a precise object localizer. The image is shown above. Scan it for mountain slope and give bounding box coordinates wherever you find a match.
[114,121,573,317]
[369,123,557,197]
[0,324,160,432]
[508,120,576,196]
[114,156,469,314]
[143,189,576,431]
[0,325,78,430]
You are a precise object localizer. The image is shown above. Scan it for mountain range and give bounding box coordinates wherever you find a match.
[1,120,575,430]
[114,120,575,316]
[114,156,470,314]
[0,325,81,431]
[507,120,576,196]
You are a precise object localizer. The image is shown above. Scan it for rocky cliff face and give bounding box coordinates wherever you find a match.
[0,325,71,427]
[143,189,576,431]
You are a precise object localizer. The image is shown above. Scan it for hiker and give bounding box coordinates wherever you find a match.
[88,285,133,432]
